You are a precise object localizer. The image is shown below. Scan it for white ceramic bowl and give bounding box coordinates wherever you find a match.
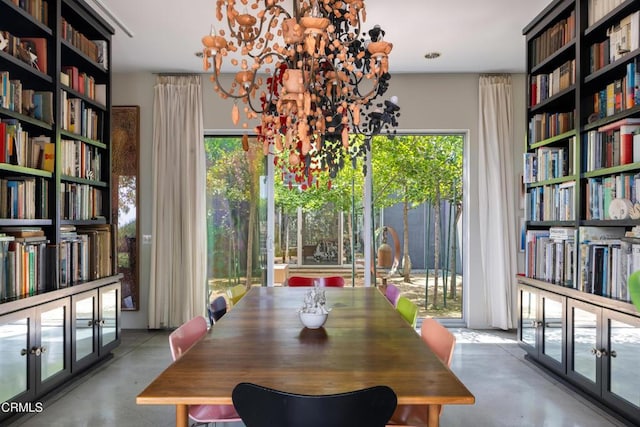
[299,312,328,329]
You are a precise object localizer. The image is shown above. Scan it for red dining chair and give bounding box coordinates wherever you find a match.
[388,318,456,426]
[287,276,316,287]
[316,276,345,287]
[168,316,241,424]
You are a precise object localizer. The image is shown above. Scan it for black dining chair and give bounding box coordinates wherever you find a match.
[231,382,397,427]
[208,295,228,325]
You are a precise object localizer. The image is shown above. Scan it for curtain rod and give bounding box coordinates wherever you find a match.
[154,73,200,76]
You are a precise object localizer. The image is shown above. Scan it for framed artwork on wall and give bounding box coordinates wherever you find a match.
[112,106,140,311]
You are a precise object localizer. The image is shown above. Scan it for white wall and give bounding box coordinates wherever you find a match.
[113,72,527,329]
[111,72,155,329]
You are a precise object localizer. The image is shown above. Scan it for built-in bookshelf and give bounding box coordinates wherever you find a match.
[1,0,115,301]
[0,0,119,422]
[523,0,640,301]
[520,1,640,424]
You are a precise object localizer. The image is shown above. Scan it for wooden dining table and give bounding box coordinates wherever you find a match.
[136,286,475,427]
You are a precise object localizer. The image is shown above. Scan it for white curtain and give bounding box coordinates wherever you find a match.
[477,75,517,330]
[149,75,207,328]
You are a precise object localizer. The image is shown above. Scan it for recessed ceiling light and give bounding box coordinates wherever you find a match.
[424,52,441,59]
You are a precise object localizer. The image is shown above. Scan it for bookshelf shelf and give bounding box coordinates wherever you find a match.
[1,0,53,36]
[0,163,53,177]
[61,175,107,186]
[582,162,640,177]
[527,174,577,187]
[521,1,640,424]
[584,0,637,36]
[0,50,53,83]
[0,0,119,422]
[0,106,53,130]
[59,130,107,148]
[529,130,577,149]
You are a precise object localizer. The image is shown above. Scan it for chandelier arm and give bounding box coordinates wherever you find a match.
[245,11,293,60]
[227,3,291,46]
[343,69,384,104]
[208,69,253,101]
[330,14,362,48]
[209,50,288,108]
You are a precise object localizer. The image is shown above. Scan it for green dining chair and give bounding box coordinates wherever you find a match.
[396,296,418,328]
[227,284,248,307]
[628,270,640,311]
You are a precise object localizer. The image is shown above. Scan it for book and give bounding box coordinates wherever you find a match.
[94,84,106,105]
[31,135,54,172]
[598,117,640,132]
[92,40,108,70]
[0,121,6,163]
[35,91,53,124]
[0,227,45,238]
[20,37,47,73]
[620,125,640,165]
[578,226,625,292]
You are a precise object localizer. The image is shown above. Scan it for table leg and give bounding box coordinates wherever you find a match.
[176,404,189,427]
[427,404,439,427]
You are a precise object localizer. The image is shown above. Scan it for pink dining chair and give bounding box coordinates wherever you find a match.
[168,316,241,424]
[420,317,456,368]
[388,318,456,426]
[287,276,316,287]
[316,276,345,287]
[384,283,401,307]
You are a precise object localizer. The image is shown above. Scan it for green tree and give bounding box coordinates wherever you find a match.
[205,137,264,289]
[371,135,463,308]
[424,136,463,306]
[273,135,366,263]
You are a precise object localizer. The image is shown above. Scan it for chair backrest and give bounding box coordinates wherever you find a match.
[232,382,397,427]
[208,295,228,325]
[316,276,345,287]
[385,283,401,306]
[396,296,418,328]
[629,270,640,311]
[420,318,456,366]
[227,284,247,305]
[169,316,208,361]
[287,276,316,287]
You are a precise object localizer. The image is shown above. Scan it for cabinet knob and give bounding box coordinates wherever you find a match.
[20,347,47,357]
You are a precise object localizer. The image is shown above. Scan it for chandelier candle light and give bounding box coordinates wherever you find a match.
[201,0,400,186]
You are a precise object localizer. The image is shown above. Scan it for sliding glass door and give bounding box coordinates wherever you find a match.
[204,132,466,322]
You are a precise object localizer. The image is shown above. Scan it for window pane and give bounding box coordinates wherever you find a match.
[205,136,265,302]
[372,135,464,319]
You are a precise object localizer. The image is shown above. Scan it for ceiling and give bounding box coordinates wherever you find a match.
[87,0,552,74]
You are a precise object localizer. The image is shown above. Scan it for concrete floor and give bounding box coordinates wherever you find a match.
[6,328,633,427]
